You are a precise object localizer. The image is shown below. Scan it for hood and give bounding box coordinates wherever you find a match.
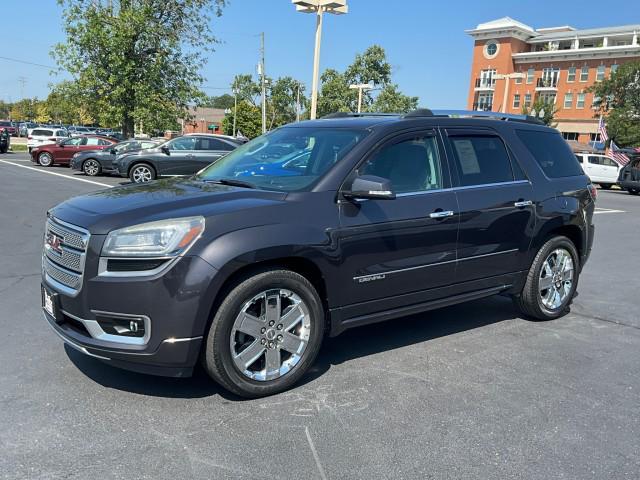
[50,177,287,234]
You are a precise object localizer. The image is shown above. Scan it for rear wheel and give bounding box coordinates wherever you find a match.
[628,188,640,196]
[129,163,155,183]
[82,159,101,176]
[38,152,53,167]
[513,236,579,320]
[599,183,612,190]
[203,269,325,398]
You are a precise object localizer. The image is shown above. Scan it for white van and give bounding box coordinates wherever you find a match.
[575,153,620,189]
[27,128,68,153]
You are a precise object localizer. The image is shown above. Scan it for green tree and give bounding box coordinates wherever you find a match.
[317,69,354,117]
[9,98,39,120]
[222,100,262,139]
[202,93,235,109]
[53,0,226,137]
[372,84,418,113]
[522,98,557,127]
[590,61,640,147]
[268,76,306,128]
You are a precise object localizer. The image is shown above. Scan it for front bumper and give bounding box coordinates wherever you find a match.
[43,253,221,377]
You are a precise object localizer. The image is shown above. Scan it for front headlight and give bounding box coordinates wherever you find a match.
[72,152,81,159]
[101,216,205,257]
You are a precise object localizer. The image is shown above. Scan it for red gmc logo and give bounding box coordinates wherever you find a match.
[46,232,63,255]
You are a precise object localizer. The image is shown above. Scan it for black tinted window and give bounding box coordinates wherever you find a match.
[517,130,583,178]
[449,135,514,186]
[197,138,233,151]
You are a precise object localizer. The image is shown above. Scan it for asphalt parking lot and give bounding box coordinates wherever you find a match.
[1,152,639,479]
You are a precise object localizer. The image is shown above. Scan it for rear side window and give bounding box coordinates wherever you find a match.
[197,138,234,151]
[448,135,514,186]
[575,155,584,163]
[517,130,583,178]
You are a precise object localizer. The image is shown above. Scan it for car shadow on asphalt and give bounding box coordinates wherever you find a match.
[66,295,521,400]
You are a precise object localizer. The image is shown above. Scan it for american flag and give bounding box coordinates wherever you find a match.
[598,116,608,142]
[608,140,631,166]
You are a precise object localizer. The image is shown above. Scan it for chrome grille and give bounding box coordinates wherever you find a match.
[43,217,90,295]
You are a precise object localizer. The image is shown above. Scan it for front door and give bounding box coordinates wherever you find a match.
[335,131,459,310]
[161,136,198,176]
[443,128,535,284]
[58,137,86,161]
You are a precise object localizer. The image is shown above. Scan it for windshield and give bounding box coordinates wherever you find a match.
[197,127,368,191]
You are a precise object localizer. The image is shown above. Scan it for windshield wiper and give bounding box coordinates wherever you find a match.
[204,177,256,189]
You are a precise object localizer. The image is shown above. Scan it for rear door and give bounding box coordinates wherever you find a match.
[194,137,236,171]
[597,155,620,184]
[336,130,459,309]
[443,128,535,283]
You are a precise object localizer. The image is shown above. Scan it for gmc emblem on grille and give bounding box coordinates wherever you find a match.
[46,232,64,255]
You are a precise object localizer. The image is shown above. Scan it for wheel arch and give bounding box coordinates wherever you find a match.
[531,222,585,269]
[127,159,157,177]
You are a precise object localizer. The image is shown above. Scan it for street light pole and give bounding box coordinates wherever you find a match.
[296,82,301,122]
[292,1,348,120]
[260,32,267,134]
[232,87,238,137]
[349,83,372,113]
[493,73,525,113]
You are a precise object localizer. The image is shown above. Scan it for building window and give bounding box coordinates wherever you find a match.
[567,66,576,82]
[539,93,556,106]
[484,40,499,59]
[564,93,573,109]
[474,92,494,111]
[524,93,532,107]
[513,94,521,109]
[577,93,586,108]
[611,64,619,76]
[590,133,601,142]
[562,132,579,141]
[514,71,522,84]
[580,66,589,82]
[526,68,535,84]
[596,65,606,81]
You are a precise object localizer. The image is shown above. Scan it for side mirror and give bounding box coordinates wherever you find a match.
[161,145,170,155]
[109,148,117,155]
[343,175,396,200]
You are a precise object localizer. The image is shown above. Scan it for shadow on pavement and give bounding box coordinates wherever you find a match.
[67,295,521,400]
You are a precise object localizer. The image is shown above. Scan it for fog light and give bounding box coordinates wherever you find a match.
[95,314,146,338]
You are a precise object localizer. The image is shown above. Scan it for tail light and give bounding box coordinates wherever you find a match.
[588,183,598,201]
[27,136,32,140]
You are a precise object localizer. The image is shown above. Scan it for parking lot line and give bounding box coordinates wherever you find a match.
[594,207,626,215]
[0,159,112,188]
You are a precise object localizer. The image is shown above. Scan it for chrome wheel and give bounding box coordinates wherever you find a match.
[230,289,311,381]
[83,159,100,176]
[131,165,153,183]
[38,152,52,166]
[539,248,574,310]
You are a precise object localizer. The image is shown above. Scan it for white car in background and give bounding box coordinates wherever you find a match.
[27,128,69,153]
[575,153,621,189]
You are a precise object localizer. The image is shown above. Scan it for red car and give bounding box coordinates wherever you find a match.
[30,135,117,167]
[0,120,17,136]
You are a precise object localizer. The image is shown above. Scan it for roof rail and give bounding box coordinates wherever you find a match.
[403,108,434,117]
[320,112,400,119]
[428,109,543,124]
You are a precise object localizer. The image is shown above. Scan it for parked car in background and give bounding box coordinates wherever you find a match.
[114,133,242,183]
[30,135,117,167]
[70,138,161,176]
[575,153,620,189]
[19,122,38,137]
[69,126,96,136]
[0,120,18,136]
[617,152,640,195]
[0,127,10,153]
[27,128,69,153]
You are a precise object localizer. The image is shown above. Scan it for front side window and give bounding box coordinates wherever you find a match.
[359,136,443,194]
[169,137,197,150]
[63,137,84,146]
[517,130,583,178]
[86,137,102,146]
[449,135,514,186]
[198,127,368,192]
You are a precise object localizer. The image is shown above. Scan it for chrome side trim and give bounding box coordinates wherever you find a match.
[62,309,152,346]
[162,336,203,344]
[352,248,519,282]
[97,257,175,278]
[393,180,530,198]
[45,313,111,361]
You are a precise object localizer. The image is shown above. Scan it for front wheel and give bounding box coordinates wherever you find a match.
[513,236,579,320]
[628,188,640,196]
[82,159,101,176]
[129,163,156,183]
[203,269,325,398]
[38,152,53,167]
[599,183,612,190]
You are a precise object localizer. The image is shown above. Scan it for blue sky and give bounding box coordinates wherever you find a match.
[0,0,637,108]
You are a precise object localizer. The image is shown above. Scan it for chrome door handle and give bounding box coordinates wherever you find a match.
[429,210,455,219]
[514,200,533,207]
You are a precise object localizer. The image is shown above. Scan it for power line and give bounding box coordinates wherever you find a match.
[0,56,57,70]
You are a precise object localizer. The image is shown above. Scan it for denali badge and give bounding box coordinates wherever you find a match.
[45,232,63,255]
[357,274,386,283]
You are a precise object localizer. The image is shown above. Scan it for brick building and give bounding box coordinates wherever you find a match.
[466,17,640,143]
[180,107,226,134]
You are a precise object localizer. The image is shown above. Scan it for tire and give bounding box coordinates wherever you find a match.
[628,188,640,196]
[599,183,611,190]
[28,147,32,154]
[203,269,325,398]
[38,152,53,167]
[513,236,579,321]
[129,163,156,183]
[82,158,101,176]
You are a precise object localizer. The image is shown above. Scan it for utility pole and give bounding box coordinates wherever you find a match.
[232,87,238,137]
[260,32,266,134]
[18,76,26,100]
[296,82,301,122]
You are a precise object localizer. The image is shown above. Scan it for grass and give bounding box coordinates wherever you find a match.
[10,144,28,152]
